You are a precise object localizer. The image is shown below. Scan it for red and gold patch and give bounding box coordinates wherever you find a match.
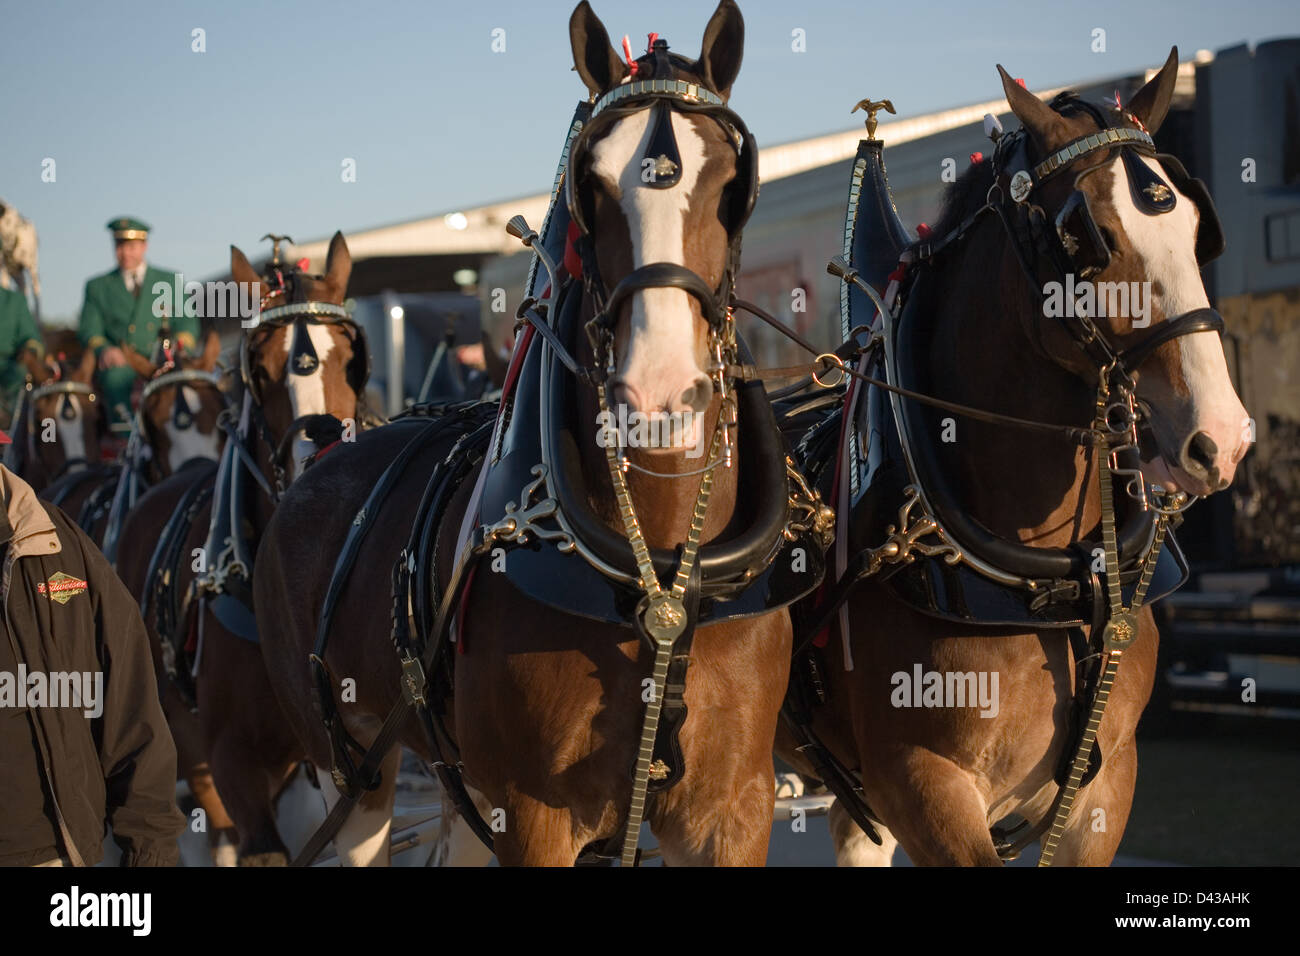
[37,571,89,605]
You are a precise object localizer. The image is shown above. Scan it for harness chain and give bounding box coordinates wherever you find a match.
[1037,372,1168,866]
[598,381,721,867]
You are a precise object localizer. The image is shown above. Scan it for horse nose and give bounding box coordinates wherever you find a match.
[610,375,712,416]
[1181,431,1220,487]
[678,375,713,414]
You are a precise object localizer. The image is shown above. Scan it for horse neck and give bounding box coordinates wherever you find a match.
[926,236,1101,549]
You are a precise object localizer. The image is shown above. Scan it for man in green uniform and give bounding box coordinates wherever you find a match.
[77,218,199,432]
[0,287,43,430]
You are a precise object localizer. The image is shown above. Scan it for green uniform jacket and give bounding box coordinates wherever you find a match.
[0,287,43,390]
[77,266,199,356]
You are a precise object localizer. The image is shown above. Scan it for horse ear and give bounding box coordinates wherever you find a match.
[198,329,222,371]
[231,245,261,289]
[324,231,351,298]
[997,65,1068,150]
[1126,47,1179,134]
[570,1,627,97]
[697,0,744,100]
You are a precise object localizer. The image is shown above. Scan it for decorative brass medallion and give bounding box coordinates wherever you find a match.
[1060,231,1080,256]
[1009,170,1034,203]
[643,592,687,644]
[1103,610,1139,648]
[653,154,678,179]
[1144,182,1172,202]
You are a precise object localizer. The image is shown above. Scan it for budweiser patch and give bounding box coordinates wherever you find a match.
[37,572,89,605]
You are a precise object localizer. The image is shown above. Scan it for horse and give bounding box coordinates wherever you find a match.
[41,330,226,549]
[777,50,1250,866]
[254,0,828,867]
[5,349,107,494]
[113,231,370,865]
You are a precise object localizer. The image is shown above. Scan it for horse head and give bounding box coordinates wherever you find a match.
[18,348,106,486]
[568,0,751,457]
[128,329,227,479]
[997,49,1249,497]
[230,231,367,485]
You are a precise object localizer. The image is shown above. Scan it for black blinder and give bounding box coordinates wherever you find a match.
[643,101,683,189]
[173,385,193,430]
[289,318,319,376]
[1158,154,1225,265]
[1122,149,1177,214]
[342,321,370,395]
[1055,191,1112,279]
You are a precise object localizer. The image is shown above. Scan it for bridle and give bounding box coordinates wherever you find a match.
[17,377,102,479]
[233,267,370,498]
[556,42,759,480]
[917,93,1226,394]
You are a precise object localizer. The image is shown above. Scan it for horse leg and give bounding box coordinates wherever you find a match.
[200,627,301,866]
[866,749,1003,866]
[432,783,495,867]
[160,690,239,866]
[315,742,401,867]
[185,763,239,866]
[1038,735,1140,866]
[490,793,587,867]
[828,800,897,867]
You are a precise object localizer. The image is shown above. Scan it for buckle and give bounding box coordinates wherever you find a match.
[400,654,427,707]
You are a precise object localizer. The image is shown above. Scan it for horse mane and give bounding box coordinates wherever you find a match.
[916,157,996,252]
[915,89,1109,253]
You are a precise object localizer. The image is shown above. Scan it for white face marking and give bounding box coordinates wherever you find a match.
[164,385,220,471]
[590,109,712,425]
[55,395,87,468]
[1109,157,1248,489]
[280,324,336,482]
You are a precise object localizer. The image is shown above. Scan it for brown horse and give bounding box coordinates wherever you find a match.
[5,349,106,494]
[779,51,1249,866]
[114,232,367,865]
[42,331,226,548]
[254,0,818,866]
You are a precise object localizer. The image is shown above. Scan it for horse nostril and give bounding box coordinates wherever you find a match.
[1186,431,1218,475]
[678,376,713,414]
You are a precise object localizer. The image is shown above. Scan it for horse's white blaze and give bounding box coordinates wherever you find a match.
[591,109,711,423]
[164,385,219,470]
[281,324,336,483]
[1110,157,1248,488]
[56,395,87,469]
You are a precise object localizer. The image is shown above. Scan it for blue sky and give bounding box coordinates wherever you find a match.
[3,0,1297,322]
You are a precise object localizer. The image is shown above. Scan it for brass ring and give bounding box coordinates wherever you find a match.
[812,353,846,388]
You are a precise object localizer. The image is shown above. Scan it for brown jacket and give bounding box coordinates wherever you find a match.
[0,464,184,866]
